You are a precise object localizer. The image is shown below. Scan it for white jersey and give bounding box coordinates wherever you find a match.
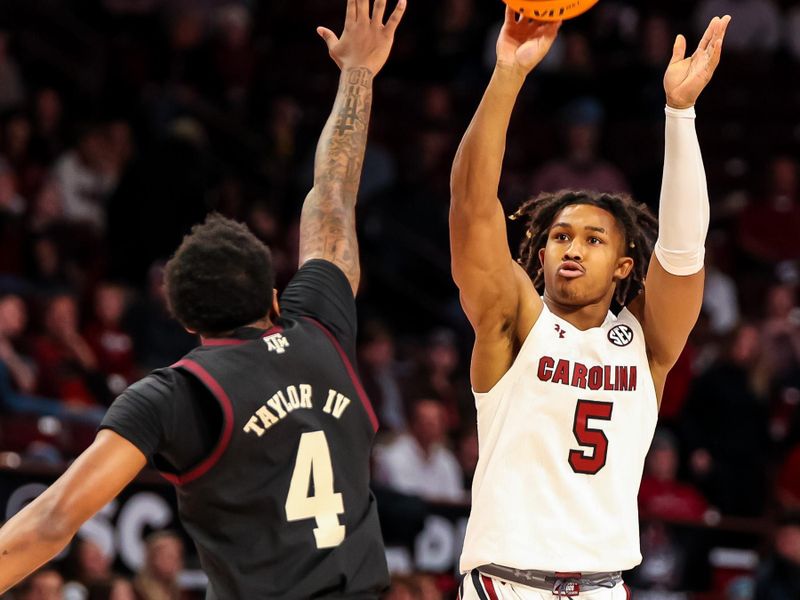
[460,302,658,574]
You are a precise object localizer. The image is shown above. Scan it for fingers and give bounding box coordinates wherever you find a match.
[317,26,340,50]
[670,34,687,64]
[356,0,369,22]
[505,5,516,26]
[716,15,731,46]
[384,0,406,34]
[373,0,387,23]
[345,0,356,27]
[695,16,718,55]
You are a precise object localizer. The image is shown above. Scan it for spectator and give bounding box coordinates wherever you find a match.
[738,156,800,263]
[30,88,66,165]
[13,566,64,600]
[530,98,630,196]
[0,293,36,395]
[65,537,114,594]
[403,329,471,432]
[0,292,86,420]
[133,531,184,600]
[0,158,27,274]
[209,4,256,109]
[754,513,800,600]
[638,430,709,522]
[32,293,105,407]
[374,398,465,503]
[693,0,780,54]
[776,444,800,510]
[85,577,136,600]
[359,321,407,432]
[0,32,26,111]
[681,323,771,516]
[52,123,117,232]
[703,237,741,335]
[83,282,137,395]
[125,262,197,371]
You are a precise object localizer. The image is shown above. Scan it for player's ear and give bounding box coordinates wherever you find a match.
[614,256,634,281]
[270,289,281,318]
[538,247,546,268]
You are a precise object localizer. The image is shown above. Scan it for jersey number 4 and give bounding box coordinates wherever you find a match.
[285,431,346,548]
[568,400,613,475]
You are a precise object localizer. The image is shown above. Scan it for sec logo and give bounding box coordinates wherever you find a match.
[608,324,634,347]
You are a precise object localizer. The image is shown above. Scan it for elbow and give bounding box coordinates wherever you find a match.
[36,493,80,545]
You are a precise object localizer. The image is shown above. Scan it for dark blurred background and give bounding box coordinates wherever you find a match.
[0,0,799,598]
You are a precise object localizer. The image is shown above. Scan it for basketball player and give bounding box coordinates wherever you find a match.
[0,0,405,597]
[450,8,730,599]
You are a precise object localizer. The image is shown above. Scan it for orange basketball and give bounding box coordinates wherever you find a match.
[502,0,600,21]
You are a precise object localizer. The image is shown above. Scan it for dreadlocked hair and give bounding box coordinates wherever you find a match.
[513,190,658,307]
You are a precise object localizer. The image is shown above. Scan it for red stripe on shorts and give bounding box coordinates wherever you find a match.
[481,575,499,600]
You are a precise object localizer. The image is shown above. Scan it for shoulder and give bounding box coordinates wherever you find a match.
[125,368,191,401]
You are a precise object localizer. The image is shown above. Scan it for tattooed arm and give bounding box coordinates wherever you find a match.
[299,0,406,295]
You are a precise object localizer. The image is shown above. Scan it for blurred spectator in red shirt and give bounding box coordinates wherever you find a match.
[33,293,105,406]
[776,445,800,511]
[738,156,800,263]
[84,282,137,395]
[639,430,709,522]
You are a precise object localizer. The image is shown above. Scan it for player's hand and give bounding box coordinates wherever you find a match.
[496,6,561,76]
[664,15,731,109]
[317,0,406,74]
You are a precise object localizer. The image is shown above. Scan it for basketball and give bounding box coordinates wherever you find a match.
[501,0,600,21]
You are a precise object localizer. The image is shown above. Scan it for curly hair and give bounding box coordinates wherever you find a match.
[514,190,658,307]
[165,213,275,336]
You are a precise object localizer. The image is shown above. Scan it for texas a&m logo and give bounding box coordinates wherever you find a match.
[608,324,633,347]
[264,333,290,354]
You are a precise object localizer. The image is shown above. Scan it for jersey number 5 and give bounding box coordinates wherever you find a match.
[285,430,346,548]
[568,400,613,475]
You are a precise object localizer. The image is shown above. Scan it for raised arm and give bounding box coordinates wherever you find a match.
[298,0,406,295]
[450,8,559,391]
[0,431,146,592]
[638,16,730,388]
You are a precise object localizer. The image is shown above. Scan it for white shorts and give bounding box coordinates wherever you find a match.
[459,570,632,600]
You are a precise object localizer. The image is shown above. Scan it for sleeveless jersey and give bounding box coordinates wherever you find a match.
[164,318,388,599]
[460,302,658,573]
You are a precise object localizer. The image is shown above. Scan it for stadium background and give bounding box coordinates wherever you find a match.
[0,0,799,598]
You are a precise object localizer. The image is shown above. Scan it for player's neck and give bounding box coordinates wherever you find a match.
[246,316,275,331]
[543,294,611,331]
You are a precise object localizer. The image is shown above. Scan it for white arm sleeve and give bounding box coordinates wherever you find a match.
[653,105,710,276]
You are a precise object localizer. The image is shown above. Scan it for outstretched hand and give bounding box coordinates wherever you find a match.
[664,15,731,109]
[496,6,561,76]
[317,0,406,74]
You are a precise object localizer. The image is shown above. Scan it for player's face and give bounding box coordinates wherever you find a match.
[538,204,633,308]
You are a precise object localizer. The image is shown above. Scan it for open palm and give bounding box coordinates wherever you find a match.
[497,6,561,75]
[664,15,731,109]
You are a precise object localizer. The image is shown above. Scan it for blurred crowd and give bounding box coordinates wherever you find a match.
[1,0,800,598]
